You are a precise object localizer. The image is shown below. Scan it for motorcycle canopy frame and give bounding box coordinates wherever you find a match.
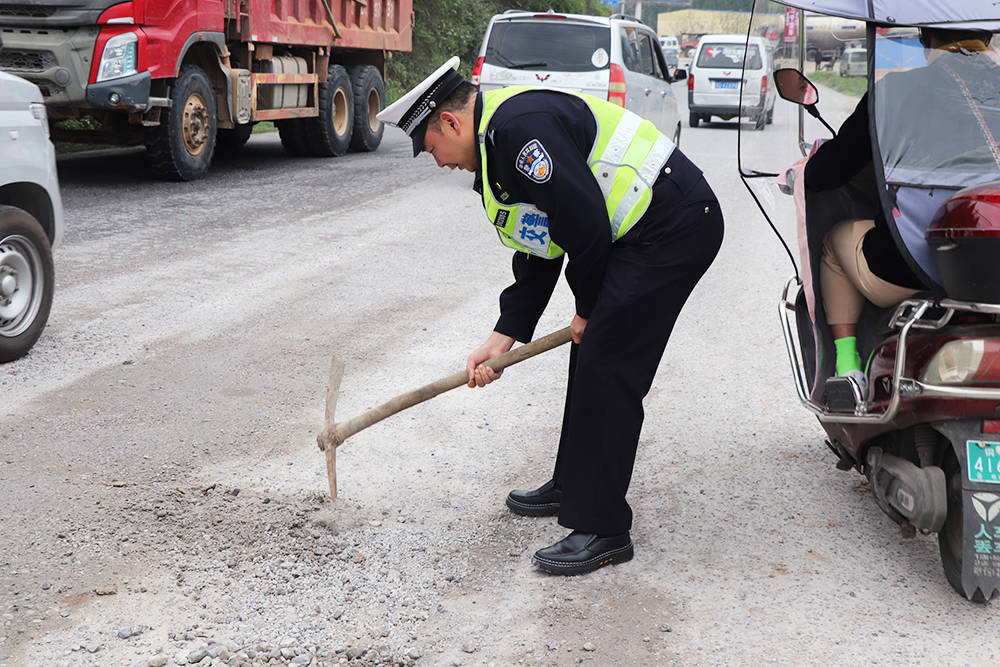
[772,1,1000,30]
[754,0,1000,606]
[868,26,1000,288]
[741,1,1000,400]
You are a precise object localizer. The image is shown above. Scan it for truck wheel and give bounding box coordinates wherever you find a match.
[688,112,700,128]
[305,64,354,157]
[0,206,54,363]
[348,65,385,152]
[145,65,217,181]
[216,123,254,154]
[277,119,310,156]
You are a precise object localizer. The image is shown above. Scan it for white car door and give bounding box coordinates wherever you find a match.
[618,26,649,121]
[642,32,680,139]
[619,27,677,137]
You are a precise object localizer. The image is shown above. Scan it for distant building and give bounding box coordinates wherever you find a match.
[656,8,752,40]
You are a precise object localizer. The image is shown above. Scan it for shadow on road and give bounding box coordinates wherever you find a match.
[54,133,315,186]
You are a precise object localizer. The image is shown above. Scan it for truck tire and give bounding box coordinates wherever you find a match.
[216,123,254,154]
[688,112,700,128]
[305,64,354,157]
[277,119,310,156]
[0,206,54,363]
[348,65,385,152]
[145,65,217,181]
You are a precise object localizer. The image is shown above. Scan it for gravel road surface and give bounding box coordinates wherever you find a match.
[1,83,996,667]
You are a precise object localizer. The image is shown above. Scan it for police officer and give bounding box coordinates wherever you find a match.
[378,58,724,575]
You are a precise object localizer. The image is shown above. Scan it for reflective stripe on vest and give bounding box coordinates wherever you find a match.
[478,86,676,258]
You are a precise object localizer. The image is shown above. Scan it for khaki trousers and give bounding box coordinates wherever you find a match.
[820,219,918,326]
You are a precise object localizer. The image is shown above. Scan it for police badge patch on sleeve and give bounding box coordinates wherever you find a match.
[516,139,553,183]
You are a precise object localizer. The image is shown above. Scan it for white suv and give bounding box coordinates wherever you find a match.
[473,11,685,145]
[0,59,63,362]
[687,34,776,130]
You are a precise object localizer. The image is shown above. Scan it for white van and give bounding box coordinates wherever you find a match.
[839,48,868,77]
[0,64,63,361]
[687,34,776,129]
[473,10,684,143]
[659,35,680,51]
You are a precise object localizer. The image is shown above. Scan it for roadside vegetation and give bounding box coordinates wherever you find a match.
[386,0,611,101]
[810,70,867,98]
[385,0,753,101]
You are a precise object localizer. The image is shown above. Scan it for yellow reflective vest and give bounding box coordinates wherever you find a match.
[478,86,676,258]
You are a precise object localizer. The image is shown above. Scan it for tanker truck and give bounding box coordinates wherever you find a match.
[0,0,413,180]
[803,12,865,67]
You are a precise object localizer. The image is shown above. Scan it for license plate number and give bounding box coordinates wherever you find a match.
[968,440,1000,484]
[714,80,739,90]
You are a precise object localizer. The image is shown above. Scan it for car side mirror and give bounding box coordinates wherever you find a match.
[773,68,818,106]
[672,69,687,83]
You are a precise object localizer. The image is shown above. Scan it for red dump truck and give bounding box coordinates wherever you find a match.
[0,0,413,180]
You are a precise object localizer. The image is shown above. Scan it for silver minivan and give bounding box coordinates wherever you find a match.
[839,48,868,77]
[687,34,776,129]
[473,10,684,144]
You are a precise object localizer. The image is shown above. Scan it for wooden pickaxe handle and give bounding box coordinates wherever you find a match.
[316,327,572,500]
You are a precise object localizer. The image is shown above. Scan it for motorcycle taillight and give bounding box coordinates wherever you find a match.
[921,338,1000,385]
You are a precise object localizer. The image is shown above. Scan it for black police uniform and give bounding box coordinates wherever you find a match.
[475,90,724,536]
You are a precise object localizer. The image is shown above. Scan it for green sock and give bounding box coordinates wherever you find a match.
[834,336,862,376]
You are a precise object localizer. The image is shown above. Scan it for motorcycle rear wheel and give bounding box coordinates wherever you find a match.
[938,450,988,603]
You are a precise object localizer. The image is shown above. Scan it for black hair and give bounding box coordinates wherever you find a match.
[427,81,478,130]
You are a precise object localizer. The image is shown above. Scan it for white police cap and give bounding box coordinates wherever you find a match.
[376,56,465,157]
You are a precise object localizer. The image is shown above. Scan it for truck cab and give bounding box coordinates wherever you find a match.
[0,0,412,180]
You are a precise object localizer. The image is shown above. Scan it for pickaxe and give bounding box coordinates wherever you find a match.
[316,327,572,502]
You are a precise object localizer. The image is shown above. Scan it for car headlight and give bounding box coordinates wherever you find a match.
[96,32,138,82]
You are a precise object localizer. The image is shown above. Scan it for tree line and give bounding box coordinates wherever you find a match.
[386,0,754,100]
[386,1,611,100]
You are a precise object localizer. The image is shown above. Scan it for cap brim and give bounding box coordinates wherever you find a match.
[410,120,428,157]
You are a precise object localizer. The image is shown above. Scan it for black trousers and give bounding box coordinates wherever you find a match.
[552,174,724,536]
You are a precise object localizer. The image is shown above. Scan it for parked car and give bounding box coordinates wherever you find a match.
[687,34,776,130]
[473,10,685,145]
[0,57,63,362]
[839,47,868,77]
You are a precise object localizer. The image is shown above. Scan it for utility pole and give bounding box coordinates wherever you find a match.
[617,1,644,21]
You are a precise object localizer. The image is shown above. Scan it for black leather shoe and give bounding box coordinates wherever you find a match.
[532,530,633,575]
[506,479,561,517]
